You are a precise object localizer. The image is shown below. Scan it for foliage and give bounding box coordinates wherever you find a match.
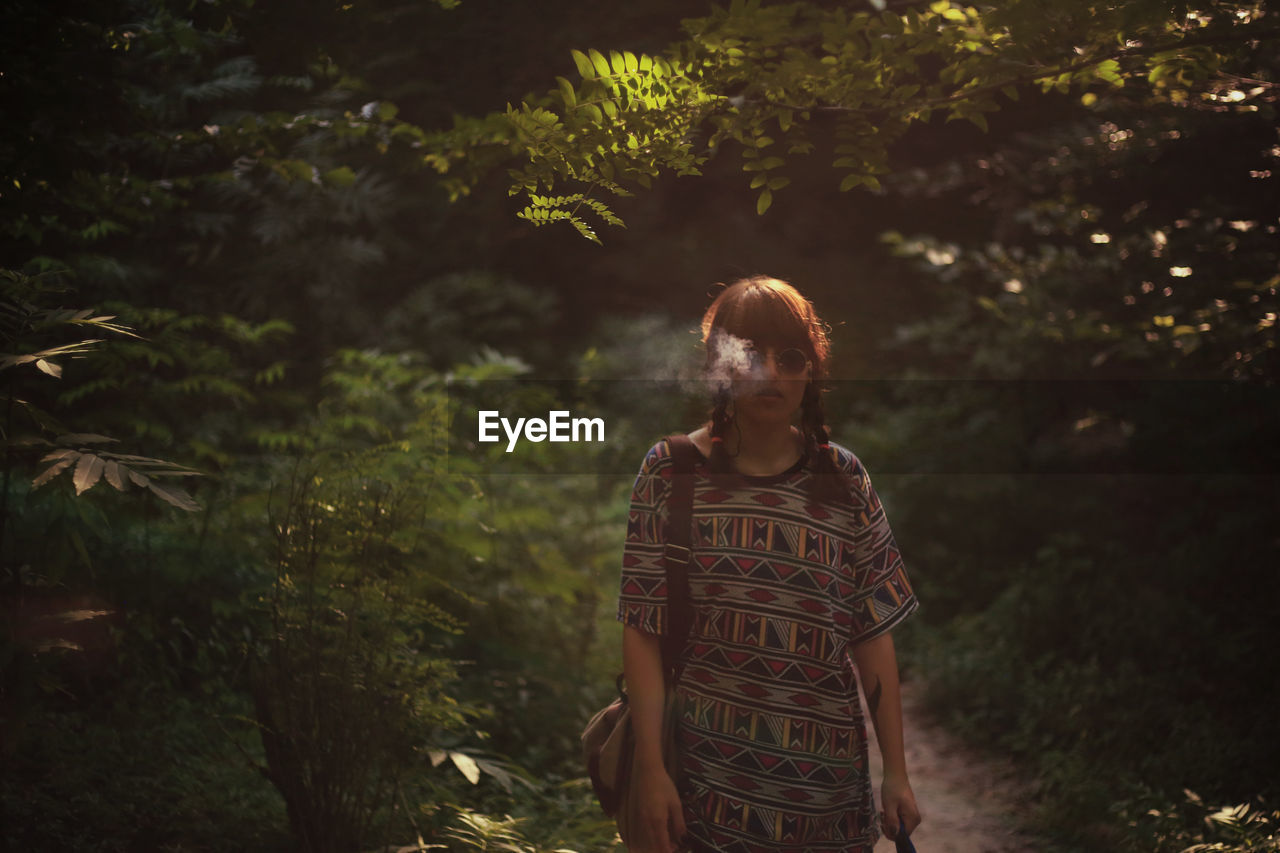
[377,272,561,370]
[1119,789,1280,853]
[0,690,288,852]
[842,18,1280,843]
[881,102,1279,380]
[5,0,1277,851]
[421,0,1280,239]
[436,809,542,852]
[0,271,204,515]
[390,777,622,853]
[243,350,479,852]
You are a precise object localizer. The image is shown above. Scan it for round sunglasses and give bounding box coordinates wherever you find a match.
[743,347,811,376]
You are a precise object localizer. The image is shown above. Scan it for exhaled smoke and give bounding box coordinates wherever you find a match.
[705,329,762,391]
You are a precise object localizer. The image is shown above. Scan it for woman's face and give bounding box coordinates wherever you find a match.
[728,342,811,425]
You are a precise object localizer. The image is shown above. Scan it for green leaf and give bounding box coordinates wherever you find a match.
[1096,58,1122,86]
[376,101,398,121]
[624,51,639,72]
[589,49,611,78]
[610,50,626,74]
[322,166,357,187]
[756,188,773,215]
[840,174,862,191]
[571,218,603,244]
[571,49,594,78]
[556,76,577,107]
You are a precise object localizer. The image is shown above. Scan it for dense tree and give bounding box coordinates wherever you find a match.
[3,1,1277,850]
[430,1,1277,234]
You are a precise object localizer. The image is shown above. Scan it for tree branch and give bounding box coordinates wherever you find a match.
[742,23,1280,117]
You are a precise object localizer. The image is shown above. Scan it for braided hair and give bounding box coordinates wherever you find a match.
[700,276,852,505]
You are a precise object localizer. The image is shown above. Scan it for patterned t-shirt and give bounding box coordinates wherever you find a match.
[617,438,918,853]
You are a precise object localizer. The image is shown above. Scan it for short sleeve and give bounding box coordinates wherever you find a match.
[841,451,919,644]
[616,441,675,636]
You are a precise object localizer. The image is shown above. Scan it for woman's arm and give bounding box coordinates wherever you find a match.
[622,624,686,853]
[850,630,921,840]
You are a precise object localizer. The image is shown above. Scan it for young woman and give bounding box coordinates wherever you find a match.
[618,276,922,853]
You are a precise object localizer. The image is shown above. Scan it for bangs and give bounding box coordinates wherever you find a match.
[710,282,812,353]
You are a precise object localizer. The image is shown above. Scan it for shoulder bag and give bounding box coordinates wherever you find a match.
[581,434,698,847]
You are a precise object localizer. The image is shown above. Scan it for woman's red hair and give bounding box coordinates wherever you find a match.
[698,276,851,504]
[700,276,830,379]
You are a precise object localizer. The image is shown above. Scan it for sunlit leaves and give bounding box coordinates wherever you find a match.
[486,46,712,233]
[33,444,203,511]
[0,300,141,380]
[569,49,592,80]
[1123,788,1280,852]
[455,0,1279,241]
[428,747,540,793]
[447,749,481,784]
[516,193,625,245]
[589,48,610,78]
[1095,59,1122,87]
[554,76,576,108]
[250,386,482,846]
[2,274,288,509]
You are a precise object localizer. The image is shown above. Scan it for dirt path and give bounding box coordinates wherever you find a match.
[864,681,1043,852]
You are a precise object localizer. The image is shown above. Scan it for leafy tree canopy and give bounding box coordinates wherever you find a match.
[403,0,1278,241]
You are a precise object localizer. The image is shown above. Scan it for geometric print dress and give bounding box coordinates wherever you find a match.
[617,438,918,853]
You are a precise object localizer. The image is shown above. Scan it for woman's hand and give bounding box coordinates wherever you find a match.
[632,762,686,853]
[880,772,921,840]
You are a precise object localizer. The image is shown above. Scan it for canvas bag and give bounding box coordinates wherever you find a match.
[582,434,698,847]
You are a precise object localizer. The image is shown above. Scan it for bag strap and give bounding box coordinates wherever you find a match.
[661,434,698,684]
